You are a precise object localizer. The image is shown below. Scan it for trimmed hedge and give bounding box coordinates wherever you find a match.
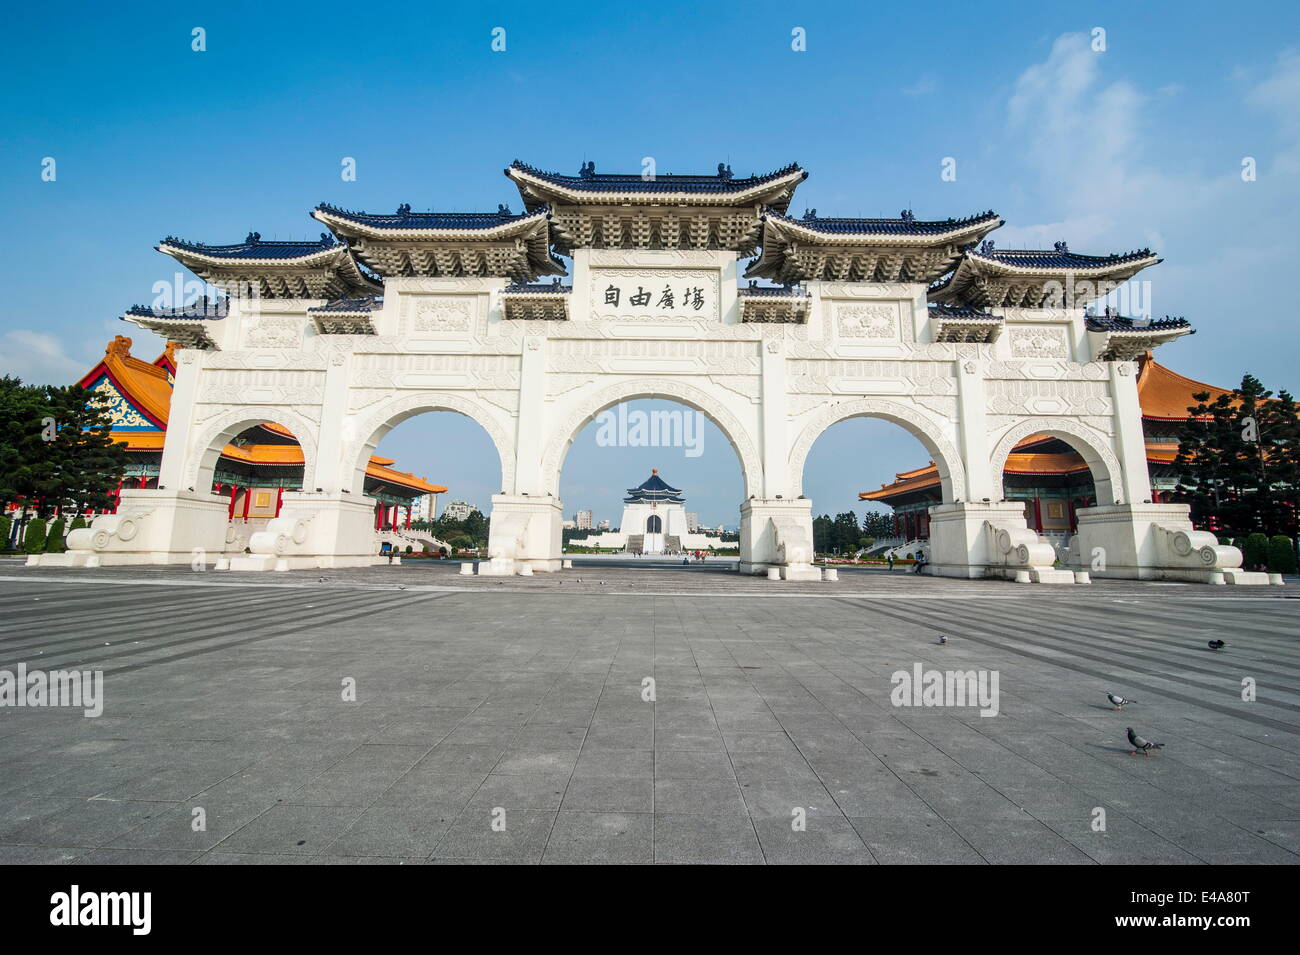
[1243,533,1270,571]
[0,515,11,550]
[45,518,66,553]
[1268,536,1297,575]
[22,518,47,554]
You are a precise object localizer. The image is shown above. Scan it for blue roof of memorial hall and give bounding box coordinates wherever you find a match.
[157,232,343,259]
[507,160,806,195]
[624,469,684,504]
[314,203,549,231]
[770,208,1002,236]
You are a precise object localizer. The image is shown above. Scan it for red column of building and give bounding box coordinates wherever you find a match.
[138,475,147,489]
[405,506,411,530]
[242,486,252,523]
[113,479,122,514]
[228,485,238,522]
[1033,497,1043,531]
[275,486,283,518]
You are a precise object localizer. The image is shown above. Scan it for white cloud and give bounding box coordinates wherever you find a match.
[0,330,91,386]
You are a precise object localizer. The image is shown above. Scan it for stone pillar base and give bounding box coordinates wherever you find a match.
[29,489,231,567]
[739,498,817,578]
[1072,503,1264,583]
[478,494,563,575]
[926,501,1080,582]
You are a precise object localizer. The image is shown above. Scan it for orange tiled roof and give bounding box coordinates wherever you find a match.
[1137,356,1234,420]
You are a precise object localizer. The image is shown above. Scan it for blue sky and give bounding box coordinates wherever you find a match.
[2,1,1297,527]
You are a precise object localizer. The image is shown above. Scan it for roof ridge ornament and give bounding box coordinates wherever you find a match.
[900,209,915,222]
[497,203,512,215]
[802,208,816,220]
[978,239,995,255]
[717,163,733,180]
[578,160,595,179]
[396,203,411,216]
[1054,240,1069,253]
[245,231,260,244]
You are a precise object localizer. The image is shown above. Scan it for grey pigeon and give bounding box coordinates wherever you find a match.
[1107,693,1136,710]
[1208,639,1226,650]
[937,635,948,645]
[1127,727,1164,757]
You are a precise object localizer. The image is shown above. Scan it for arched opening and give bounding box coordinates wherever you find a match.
[556,397,746,563]
[990,423,1123,560]
[193,420,307,530]
[802,416,942,562]
[355,406,502,560]
[789,399,965,567]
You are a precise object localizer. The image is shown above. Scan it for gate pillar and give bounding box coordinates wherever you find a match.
[479,494,564,575]
[739,498,819,580]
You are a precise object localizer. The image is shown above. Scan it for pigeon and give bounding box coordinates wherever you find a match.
[1108,693,1136,710]
[1208,639,1226,651]
[1127,727,1164,757]
[937,635,947,645]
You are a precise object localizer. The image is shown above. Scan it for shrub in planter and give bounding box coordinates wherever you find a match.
[23,518,48,554]
[0,515,11,550]
[405,545,413,554]
[70,516,87,532]
[46,518,67,553]
[1243,533,1270,571]
[1267,535,1297,575]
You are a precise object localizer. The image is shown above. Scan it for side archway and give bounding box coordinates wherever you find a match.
[787,398,967,502]
[184,406,321,493]
[343,391,516,495]
[989,418,1122,506]
[539,378,763,497]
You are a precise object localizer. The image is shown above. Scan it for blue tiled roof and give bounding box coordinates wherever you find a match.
[1085,315,1191,332]
[976,247,1157,269]
[928,303,997,319]
[738,284,809,298]
[775,209,1000,236]
[316,203,546,230]
[125,297,229,320]
[628,471,682,495]
[308,296,383,313]
[508,160,806,194]
[503,280,571,294]
[159,232,341,259]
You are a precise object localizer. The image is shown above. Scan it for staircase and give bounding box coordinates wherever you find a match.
[625,534,645,554]
[664,534,681,553]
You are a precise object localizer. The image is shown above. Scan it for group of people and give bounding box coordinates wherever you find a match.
[681,550,708,564]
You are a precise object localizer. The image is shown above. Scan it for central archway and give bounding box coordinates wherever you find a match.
[540,378,763,498]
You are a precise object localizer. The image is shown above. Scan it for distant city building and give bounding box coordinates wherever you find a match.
[575,509,593,529]
[442,500,475,521]
[597,519,610,531]
[686,512,700,532]
[413,492,439,523]
[562,519,576,530]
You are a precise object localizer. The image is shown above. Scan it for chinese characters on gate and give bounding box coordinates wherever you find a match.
[604,284,706,312]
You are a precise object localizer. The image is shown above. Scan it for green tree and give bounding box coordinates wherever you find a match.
[1175,374,1300,538]
[0,514,11,550]
[0,377,129,519]
[23,517,47,554]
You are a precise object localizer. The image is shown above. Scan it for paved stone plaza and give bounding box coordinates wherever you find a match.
[1,559,1297,864]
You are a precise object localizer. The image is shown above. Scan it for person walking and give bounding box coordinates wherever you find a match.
[887,553,894,572]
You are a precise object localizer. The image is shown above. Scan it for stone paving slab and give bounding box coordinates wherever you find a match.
[0,564,1297,864]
